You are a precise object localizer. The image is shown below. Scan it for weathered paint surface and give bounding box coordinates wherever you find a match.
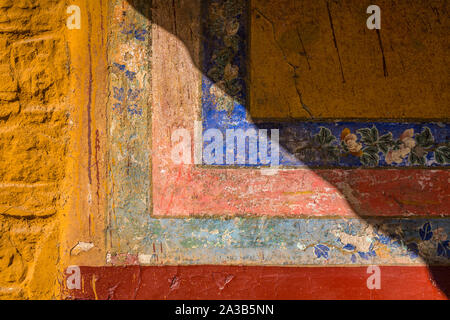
[62,0,109,270]
[201,0,449,167]
[105,0,450,274]
[247,0,449,120]
[152,168,449,217]
[2,0,448,300]
[0,0,108,299]
[107,0,152,261]
[67,266,449,300]
[107,218,450,266]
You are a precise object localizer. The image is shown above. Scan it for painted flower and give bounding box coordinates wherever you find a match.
[210,81,235,113]
[400,128,416,149]
[400,128,414,140]
[386,129,416,164]
[209,81,225,101]
[385,147,410,164]
[345,134,363,153]
[341,129,362,155]
[224,63,239,81]
[225,19,240,36]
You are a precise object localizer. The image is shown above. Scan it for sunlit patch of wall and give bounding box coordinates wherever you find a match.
[0,0,108,299]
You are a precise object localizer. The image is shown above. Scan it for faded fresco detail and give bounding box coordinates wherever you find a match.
[107,0,151,256]
[107,1,450,268]
[109,218,450,266]
[203,0,246,116]
[202,0,449,168]
[1,0,448,300]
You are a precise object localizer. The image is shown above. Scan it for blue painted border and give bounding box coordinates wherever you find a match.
[201,0,449,168]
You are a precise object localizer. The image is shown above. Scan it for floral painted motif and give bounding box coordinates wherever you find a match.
[201,2,449,168]
[314,221,450,263]
[112,86,142,116]
[416,222,450,259]
[314,244,330,259]
[119,21,147,41]
[204,0,245,115]
[296,126,450,166]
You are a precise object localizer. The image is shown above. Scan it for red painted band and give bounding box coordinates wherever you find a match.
[153,166,449,217]
[65,266,449,300]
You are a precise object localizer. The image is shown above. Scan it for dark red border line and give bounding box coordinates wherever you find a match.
[65,266,449,300]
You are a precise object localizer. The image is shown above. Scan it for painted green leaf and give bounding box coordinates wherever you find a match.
[340,140,349,153]
[208,19,225,36]
[357,128,372,143]
[225,79,241,97]
[363,145,379,155]
[371,126,379,142]
[324,134,336,145]
[415,127,434,148]
[409,151,426,166]
[357,127,377,144]
[434,146,450,164]
[213,47,234,68]
[360,151,379,166]
[392,139,403,150]
[377,133,395,154]
[316,127,335,145]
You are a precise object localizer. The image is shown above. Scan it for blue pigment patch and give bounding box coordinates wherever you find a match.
[200,0,449,168]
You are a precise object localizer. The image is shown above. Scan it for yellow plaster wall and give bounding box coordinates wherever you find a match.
[249,0,449,120]
[0,0,108,299]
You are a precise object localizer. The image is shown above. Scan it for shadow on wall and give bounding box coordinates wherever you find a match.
[126,0,450,297]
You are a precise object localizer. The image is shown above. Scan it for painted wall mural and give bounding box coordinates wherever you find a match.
[2,0,448,301]
[105,0,449,274]
[201,0,450,168]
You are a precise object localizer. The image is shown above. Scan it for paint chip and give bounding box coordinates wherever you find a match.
[71,242,95,255]
[260,167,279,175]
[138,254,153,264]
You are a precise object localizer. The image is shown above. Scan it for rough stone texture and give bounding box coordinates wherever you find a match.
[0,0,67,299]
